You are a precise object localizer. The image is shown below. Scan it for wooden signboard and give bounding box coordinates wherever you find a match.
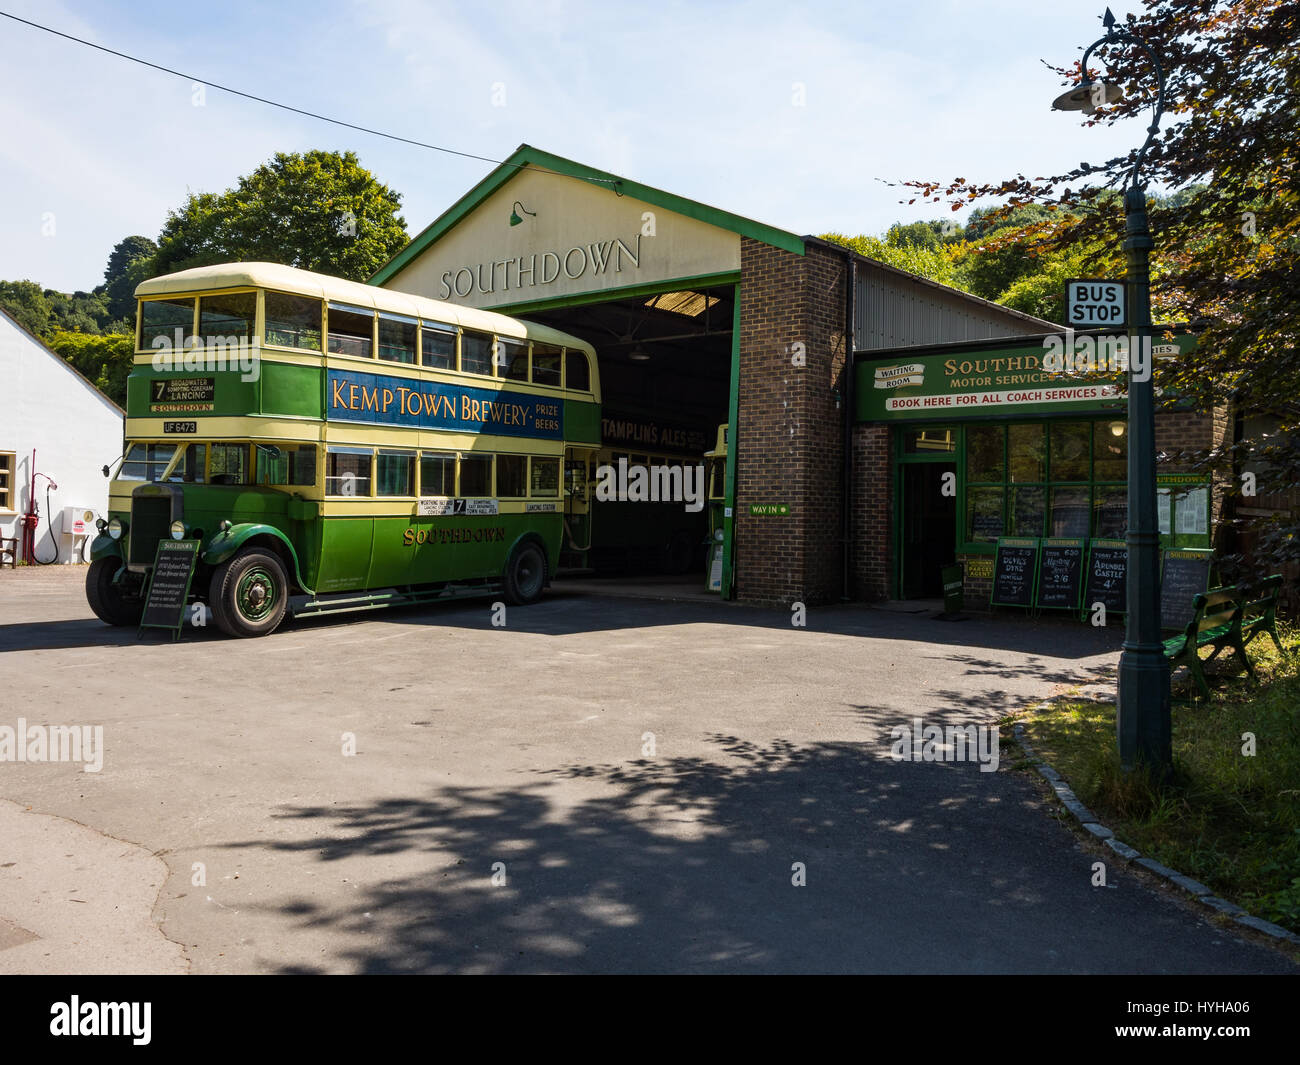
[1036,538,1085,611]
[991,537,1039,609]
[1084,539,1128,619]
[140,539,200,640]
[1160,549,1214,631]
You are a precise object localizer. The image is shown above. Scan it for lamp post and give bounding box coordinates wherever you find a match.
[1053,8,1171,774]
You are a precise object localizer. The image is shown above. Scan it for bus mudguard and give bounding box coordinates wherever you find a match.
[89,533,124,563]
[203,524,314,595]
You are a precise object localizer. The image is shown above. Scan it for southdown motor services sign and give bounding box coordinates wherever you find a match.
[855,335,1193,423]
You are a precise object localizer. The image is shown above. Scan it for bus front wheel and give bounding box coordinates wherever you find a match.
[503,542,547,605]
[86,558,143,626]
[209,549,289,638]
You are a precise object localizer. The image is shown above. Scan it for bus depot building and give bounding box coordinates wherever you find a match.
[370,145,1224,608]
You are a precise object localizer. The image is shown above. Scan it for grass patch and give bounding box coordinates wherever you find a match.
[1023,624,1300,933]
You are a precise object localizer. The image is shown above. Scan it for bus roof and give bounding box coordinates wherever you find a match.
[135,262,597,354]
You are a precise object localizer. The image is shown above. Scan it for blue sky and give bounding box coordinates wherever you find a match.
[0,0,1149,293]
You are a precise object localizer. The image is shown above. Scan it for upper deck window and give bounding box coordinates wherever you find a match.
[532,343,562,386]
[499,339,529,381]
[198,292,255,342]
[460,331,494,376]
[378,314,417,364]
[420,323,456,370]
[139,297,195,350]
[328,304,374,359]
[566,350,591,392]
[265,292,322,351]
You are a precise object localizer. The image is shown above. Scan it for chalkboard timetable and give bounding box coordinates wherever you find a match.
[1084,539,1128,618]
[991,538,1039,608]
[1036,538,1085,611]
[1160,549,1214,631]
[140,539,200,639]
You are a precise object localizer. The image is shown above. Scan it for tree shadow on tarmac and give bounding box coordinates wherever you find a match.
[221,733,1291,975]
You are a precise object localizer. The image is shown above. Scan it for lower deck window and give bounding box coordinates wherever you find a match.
[377,451,415,496]
[420,452,455,496]
[496,454,527,497]
[327,449,372,496]
[209,443,249,486]
[257,444,317,486]
[459,453,492,496]
[530,457,560,497]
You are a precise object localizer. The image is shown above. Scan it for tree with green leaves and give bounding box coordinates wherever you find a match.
[43,331,134,407]
[820,230,967,289]
[151,150,409,282]
[104,235,158,320]
[900,0,1300,577]
[0,279,51,335]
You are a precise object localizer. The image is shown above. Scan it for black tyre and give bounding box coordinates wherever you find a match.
[502,541,547,605]
[660,530,696,575]
[86,557,144,626]
[208,549,289,638]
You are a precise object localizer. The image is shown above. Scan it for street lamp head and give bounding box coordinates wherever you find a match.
[1052,78,1123,114]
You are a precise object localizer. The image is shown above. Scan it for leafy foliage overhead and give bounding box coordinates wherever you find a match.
[151,150,409,282]
[894,0,1300,573]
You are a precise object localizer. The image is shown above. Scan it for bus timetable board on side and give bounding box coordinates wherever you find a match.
[991,538,1039,609]
[1035,538,1085,611]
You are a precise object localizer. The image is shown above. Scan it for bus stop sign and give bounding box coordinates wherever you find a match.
[1065,279,1126,327]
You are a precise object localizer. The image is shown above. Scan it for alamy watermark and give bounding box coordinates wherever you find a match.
[0,718,103,772]
[151,329,260,382]
[594,457,704,512]
[1041,329,1153,383]
[889,717,1000,773]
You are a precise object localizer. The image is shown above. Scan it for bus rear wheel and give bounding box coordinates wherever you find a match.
[503,541,547,605]
[86,557,143,626]
[209,549,288,638]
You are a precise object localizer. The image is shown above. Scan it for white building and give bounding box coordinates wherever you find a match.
[0,309,124,565]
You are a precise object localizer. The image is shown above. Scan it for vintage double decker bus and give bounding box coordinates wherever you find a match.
[86,262,601,637]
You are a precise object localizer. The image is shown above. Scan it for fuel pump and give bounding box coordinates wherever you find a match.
[20,450,59,565]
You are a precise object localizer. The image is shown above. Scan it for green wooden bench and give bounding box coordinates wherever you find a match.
[1241,574,1286,656]
[1163,585,1254,698]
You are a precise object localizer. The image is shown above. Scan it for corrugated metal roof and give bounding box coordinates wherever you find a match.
[803,236,1059,351]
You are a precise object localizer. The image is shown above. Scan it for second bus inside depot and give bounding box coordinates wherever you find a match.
[369,145,1220,608]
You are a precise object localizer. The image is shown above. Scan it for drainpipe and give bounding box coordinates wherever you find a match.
[841,254,856,601]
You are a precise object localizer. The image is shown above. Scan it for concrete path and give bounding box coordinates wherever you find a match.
[0,567,1293,973]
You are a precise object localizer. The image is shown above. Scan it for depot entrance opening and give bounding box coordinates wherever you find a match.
[523,284,733,589]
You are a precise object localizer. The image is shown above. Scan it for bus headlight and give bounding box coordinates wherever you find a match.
[108,518,124,540]
[96,518,108,534]
[170,520,187,540]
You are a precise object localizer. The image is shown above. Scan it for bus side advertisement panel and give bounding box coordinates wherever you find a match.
[328,369,563,440]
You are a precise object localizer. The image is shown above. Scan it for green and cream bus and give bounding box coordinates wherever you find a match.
[87,262,601,637]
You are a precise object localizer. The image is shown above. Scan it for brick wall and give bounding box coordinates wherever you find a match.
[1155,403,1233,548]
[734,238,847,606]
[851,423,891,600]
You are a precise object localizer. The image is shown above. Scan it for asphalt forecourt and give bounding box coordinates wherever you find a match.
[0,568,1294,1033]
